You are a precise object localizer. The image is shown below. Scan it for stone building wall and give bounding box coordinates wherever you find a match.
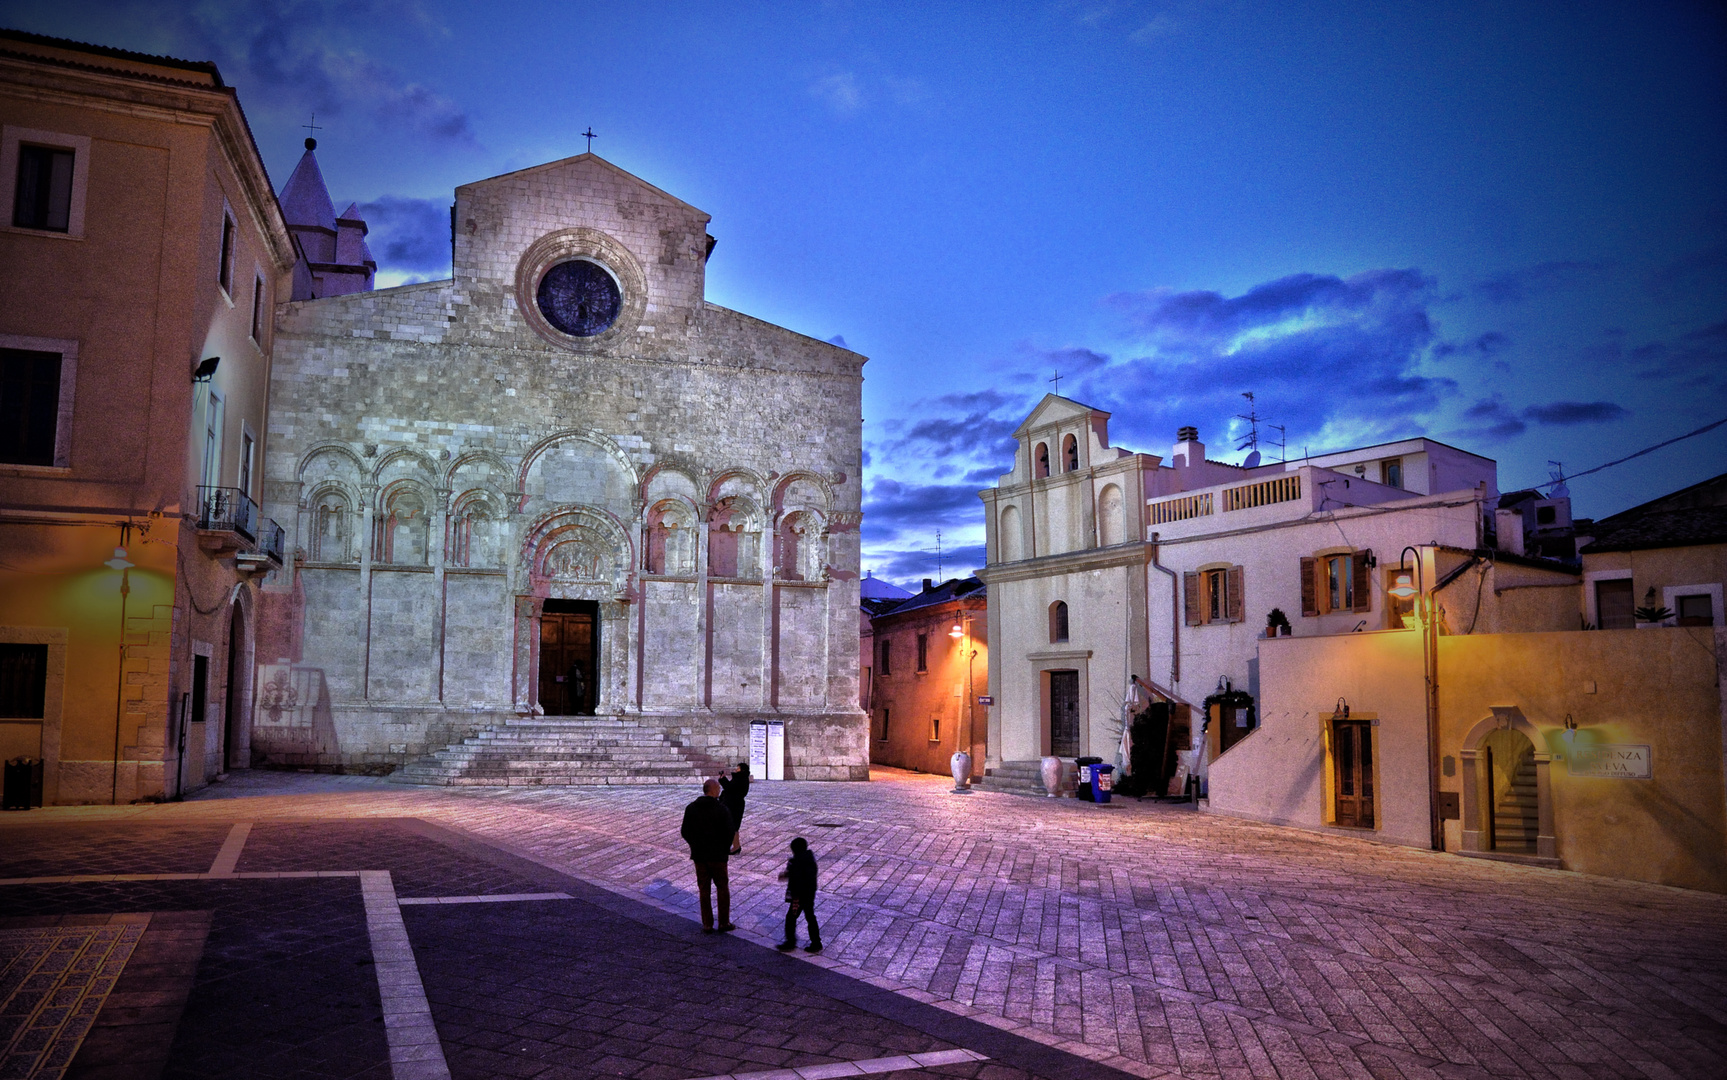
[257,153,867,778]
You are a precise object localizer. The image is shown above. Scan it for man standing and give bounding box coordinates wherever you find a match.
[680,778,736,932]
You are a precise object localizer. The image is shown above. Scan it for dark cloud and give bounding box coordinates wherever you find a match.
[1647,243,1727,296]
[1453,396,1527,441]
[1434,331,1509,359]
[1083,268,1448,452]
[1473,260,1600,304]
[1633,319,1727,392]
[862,479,986,542]
[827,334,850,348]
[356,195,451,273]
[867,545,988,586]
[1521,401,1629,425]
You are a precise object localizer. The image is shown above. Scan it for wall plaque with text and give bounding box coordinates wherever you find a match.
[1567,743,1653,779]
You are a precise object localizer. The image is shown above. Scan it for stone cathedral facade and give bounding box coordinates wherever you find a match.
[256,152,868,781]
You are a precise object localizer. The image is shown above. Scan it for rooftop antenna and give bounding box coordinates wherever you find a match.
[935,530,944,580]
[1546,460,1569,499]
[1270,424,1288,464]
[1235,391,1263,466]
[582,127,597,153]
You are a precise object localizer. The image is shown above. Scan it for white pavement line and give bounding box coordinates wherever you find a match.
[692,1048,989,1080]
[359,870,452,1080]
[0,870,365,885]
[396,892,573,905]
[208,822,251,876]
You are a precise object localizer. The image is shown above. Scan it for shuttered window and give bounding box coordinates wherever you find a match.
[1186,567,1245,625]
[1302,552,1372,615]
[1300,557,1318,616]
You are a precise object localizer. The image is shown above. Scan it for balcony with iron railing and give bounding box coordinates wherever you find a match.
[196,485,259,557]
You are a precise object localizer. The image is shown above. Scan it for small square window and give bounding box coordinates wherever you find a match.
[0,643,48,718]
[1677,594,1714,627]
[13,145,73,232]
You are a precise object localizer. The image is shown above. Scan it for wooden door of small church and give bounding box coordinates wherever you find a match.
[1049,670,1079,758]
[539,601,598,715]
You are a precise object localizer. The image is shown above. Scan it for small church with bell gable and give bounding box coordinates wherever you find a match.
[256,148,868,782]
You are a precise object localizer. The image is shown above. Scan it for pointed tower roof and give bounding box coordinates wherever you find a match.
[279,138,336,231]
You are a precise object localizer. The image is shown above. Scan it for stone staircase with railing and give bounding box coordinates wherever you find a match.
[974,760,1058,797]
[390,716,731,787]
[1491,757,1540,854]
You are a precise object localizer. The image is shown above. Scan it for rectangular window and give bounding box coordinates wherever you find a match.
[916,633,928,672]
[929,714,941,742]
[13,144,74,231]
[879,639,891,676]
[238,428,255,497]
[1327,554,1353,612]
[1303,553,1371,615]
[1595,578,1634,630]
[0,348,62,465]
[0,643,48,718]
[218,212,235,294]
[1677,594,1714,627]
[879,707,890,741]
[1186,566,1245,625]
[1381,457,1403,489]
[250,275,264,341]
[202,389,224,490]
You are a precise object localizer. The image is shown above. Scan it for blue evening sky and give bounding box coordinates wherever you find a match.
[10,1,1724,586]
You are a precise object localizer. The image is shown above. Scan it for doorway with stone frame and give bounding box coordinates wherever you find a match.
[539,599,599,716]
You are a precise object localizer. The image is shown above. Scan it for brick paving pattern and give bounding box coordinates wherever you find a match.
[1,768,1723,1080]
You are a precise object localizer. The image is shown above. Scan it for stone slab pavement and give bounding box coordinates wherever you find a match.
[1,766,1723,1080]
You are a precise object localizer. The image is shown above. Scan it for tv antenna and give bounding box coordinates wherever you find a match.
[1547,461,1568,499]
[935,530,944,580]
[1269,424,1288,464]
[1235,392,1262,452]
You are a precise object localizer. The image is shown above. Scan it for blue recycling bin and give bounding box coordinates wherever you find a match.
[1090,763,1115,803]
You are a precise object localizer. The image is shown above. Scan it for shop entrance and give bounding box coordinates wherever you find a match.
[1332,719,1375,827]
[1049,669,1079,757]
[539,599,599,715]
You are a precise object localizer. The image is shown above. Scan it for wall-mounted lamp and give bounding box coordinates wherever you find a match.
[1563,713,1578,744]
[949,621,965,639]
[191,356,220,383]
[1388,573,1417,599]
[104,546,132,570]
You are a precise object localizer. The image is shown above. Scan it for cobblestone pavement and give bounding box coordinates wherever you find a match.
[3,768,1725,1080]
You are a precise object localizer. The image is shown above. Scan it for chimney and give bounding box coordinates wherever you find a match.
[922,578,935,592]
[1173,426,1204,468]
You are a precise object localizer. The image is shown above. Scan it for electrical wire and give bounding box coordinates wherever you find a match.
[1550,416,1727,488]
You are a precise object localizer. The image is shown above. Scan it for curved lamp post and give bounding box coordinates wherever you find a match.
[948,615,976,793]
[1389,546,1443,851]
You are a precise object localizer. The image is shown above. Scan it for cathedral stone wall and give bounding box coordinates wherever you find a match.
[258,154,867,779]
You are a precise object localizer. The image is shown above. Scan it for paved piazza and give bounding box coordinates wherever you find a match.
[1,769,1723,1080]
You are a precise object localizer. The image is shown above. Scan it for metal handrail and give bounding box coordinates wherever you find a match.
[197,485,258,542]
[257,517,285,565]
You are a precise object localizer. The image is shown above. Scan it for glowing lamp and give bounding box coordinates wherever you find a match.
[949,621,965,639]
[1388,573,1417,599]
[104,547,133,570]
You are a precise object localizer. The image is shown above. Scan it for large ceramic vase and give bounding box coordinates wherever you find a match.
[1040,755,1062,797]
[950,751,973,793]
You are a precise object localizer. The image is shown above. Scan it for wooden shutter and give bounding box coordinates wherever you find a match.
[1300,557,1318,616]
[1352,551,1372,612]
[1226,565,1244,622]
[1183,571,1201,626]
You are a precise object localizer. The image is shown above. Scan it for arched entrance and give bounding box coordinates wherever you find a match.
[1460,707,1555,859]
[222,599,251,771]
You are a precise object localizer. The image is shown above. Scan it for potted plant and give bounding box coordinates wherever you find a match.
[1634,604,1674,628]
[1266,608,1292,637]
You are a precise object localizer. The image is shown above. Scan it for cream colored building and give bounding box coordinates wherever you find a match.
[0,31,294,802]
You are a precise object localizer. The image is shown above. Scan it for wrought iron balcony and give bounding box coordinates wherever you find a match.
[197,485,258,543]
[257,517,285,565]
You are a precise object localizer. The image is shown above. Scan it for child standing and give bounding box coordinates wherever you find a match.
[776,837,822,953]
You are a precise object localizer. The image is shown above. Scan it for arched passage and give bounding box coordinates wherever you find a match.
[1459,707,1556,859]
[223,594,254,771]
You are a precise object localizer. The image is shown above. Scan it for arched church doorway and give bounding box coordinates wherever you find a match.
[1483,728,1538,853]
[223,602,245,770]
[540,599,599,715]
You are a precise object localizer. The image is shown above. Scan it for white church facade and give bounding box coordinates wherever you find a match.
[255,151,868,782]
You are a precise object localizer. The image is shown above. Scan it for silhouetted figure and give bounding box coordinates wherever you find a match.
[718,761,750,854]
[680,778,735,932]
[776,836,821,953]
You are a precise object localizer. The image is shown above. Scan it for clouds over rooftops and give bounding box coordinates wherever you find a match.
[356,195,451,275]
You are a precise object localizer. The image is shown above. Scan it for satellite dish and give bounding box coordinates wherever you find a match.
[1243,450,1261,468]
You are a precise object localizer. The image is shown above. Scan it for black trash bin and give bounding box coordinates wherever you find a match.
[3,757,43,810]
[1074,756,1104,802]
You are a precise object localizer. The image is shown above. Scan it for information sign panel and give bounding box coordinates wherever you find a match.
[1567,743,1652,779]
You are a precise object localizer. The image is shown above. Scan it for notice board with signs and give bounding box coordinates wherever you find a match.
[1567,743,1653,779]
[748,720,785,780]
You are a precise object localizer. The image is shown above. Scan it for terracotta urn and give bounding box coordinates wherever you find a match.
[1040,755,1063,797]
[950,751,973,793]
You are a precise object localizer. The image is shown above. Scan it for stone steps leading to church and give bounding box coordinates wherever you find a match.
[390,716,729,786]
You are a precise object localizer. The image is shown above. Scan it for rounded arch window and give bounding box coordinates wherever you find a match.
[1035,442,1050,479]
[1063,434,1079,472]
[536,259,621,337]
[1049,600,1069,643]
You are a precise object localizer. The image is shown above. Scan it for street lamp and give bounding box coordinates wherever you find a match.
[949,614,975,794]
[107,539,132,806]
[1392,546,1443,851]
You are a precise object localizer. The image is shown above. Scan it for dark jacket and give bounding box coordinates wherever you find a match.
[785,848,818,900]
[718,768,750,820]
[680,796,734,863]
